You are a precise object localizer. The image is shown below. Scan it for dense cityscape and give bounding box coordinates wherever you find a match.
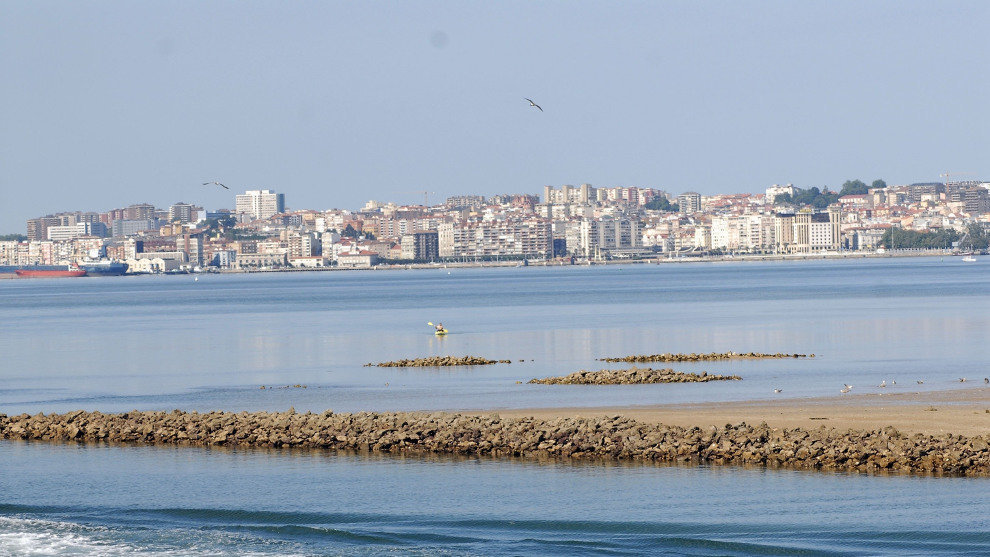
[3,179,989,274]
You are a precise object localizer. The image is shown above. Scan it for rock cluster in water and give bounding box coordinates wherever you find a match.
[599,351,812,363]
[366,355,512,367]
[1,410,987,477]
[528,368,741,385]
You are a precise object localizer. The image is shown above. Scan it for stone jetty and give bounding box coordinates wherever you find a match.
[366,355,512,367]
[599,351,812,363]
[529,368,741,385]
[1,410,987,477]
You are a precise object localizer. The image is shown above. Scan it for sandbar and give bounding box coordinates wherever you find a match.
[469,388,990,437]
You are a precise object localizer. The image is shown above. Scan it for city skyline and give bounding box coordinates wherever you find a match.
[3,2,989,230]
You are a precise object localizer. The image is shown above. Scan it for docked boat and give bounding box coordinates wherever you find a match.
[14,264,87,278]
[962,255,977,262]
[78,260,129,276]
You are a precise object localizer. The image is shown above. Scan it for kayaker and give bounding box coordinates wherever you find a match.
[435,322,445,333]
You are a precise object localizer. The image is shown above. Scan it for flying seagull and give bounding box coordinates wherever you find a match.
[525,98,543,112]
[203,181,229,190]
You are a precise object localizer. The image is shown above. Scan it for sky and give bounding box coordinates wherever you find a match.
[2,1,988,232]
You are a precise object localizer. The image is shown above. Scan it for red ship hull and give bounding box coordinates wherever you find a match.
[15,269,87,278]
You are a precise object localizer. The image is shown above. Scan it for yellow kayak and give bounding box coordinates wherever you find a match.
[435,329,448,336]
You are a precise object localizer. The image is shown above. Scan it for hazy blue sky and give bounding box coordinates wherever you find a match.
[2,1,988,231]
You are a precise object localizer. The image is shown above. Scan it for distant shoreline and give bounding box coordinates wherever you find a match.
[0,249,966,280]
[212,248,962,275]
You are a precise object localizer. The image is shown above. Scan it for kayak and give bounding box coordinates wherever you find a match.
[435,329,448,336]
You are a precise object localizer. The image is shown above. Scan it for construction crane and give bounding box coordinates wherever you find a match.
[411,190,436,207]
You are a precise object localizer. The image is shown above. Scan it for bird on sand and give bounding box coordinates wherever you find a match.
[840,387,850,394]
[773,388,782,393]
[203,181,229,190]
[985,377,989,384]
[916,380,924,384]
[878,380,886,388]
[525,98,543,112]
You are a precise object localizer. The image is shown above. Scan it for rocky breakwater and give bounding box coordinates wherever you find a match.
[1,410,988,477]
[367,355,512,367]
[529,367,741,385]
[600,351,812,363]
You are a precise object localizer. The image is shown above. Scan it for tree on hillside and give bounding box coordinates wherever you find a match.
[644,197,678,212]
[775,186,839,208]
[839,180,869,196]
[871,179,887,190]
[0,234,27,242]
[341,224,360,238]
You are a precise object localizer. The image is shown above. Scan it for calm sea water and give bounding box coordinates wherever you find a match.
[2,257,989,554]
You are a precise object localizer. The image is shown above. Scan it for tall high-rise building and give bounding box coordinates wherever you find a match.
[168,202,201,224]
[677,192,702,214]
[26,216,61,241]
[235,190,285,221]
[400,230,440,261]
[123,203,157,221]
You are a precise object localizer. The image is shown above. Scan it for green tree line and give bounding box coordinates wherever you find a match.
[775,179,886,209]
[880,224,988,250]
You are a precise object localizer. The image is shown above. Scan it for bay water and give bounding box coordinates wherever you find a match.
[1,257,988,554]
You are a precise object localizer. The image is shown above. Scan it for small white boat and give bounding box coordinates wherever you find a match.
[962,255,977,262]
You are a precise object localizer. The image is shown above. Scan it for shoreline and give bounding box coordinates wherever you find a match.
[465,388,990,437]
[0,249,963,280]
[3,391,988,477]
[214,248,958,274]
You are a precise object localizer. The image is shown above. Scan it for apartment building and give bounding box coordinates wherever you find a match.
[235,190,285,221]
[439,219,551,258]
[579,217,640,257]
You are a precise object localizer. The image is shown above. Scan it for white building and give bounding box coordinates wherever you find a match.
[235,190,285,221]
[765,184,795,204]
[579,218,640,257]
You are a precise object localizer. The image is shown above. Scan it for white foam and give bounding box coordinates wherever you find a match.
[0,517,308,556]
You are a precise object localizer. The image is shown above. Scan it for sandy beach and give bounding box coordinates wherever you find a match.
[472,388,990,437]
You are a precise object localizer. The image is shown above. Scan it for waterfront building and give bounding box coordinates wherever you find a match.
[694,225,712,250]
[438,219,551,258]
[400,230,440,261]
[286,232,317,258]
[336,251,379,268]
[579,217,640,257]
[176,235,204,266]
[774,206,841,253]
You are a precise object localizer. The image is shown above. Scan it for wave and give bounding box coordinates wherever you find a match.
[3,505,988,556]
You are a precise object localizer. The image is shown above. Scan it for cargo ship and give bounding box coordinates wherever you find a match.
[78,260,128,276]
[11,264,87,278]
